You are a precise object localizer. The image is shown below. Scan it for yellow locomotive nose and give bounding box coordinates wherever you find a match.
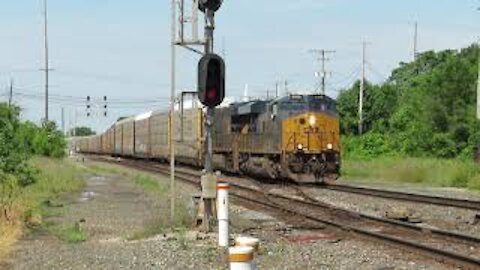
[282,112,340,153]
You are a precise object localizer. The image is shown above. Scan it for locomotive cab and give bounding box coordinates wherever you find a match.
[277,94,341,182]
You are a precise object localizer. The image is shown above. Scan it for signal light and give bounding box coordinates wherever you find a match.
[198,0,223,12]
[198,53,225,108]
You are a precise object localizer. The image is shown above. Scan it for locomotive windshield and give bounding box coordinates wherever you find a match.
[278,95,337,116]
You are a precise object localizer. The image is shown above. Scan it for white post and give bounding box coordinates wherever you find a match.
[229,246,254,270]
[217,182,229,247]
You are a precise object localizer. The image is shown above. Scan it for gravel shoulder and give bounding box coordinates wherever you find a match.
[1,159,462,269]
[312,179,480,237]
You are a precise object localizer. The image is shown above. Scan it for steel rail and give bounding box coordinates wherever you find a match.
[90,157,480,269]
[323,184,480,211]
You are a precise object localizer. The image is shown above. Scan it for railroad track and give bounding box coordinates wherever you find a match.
[91,156,480,269]
[319,183,480,211]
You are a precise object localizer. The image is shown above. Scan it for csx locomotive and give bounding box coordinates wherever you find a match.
[75,94,341,183]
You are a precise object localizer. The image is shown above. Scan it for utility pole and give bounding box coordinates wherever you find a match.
[476,41,480,120]
[74,109,78,137]
[170,0,177,226]
[61,107,65,135]
[275,81,279,98]
[413,21,418,60]
[42,0,50,122]
[8,79,13,107]
[359,41,367,135]
[284,80,288,95]
[310,49,335,95]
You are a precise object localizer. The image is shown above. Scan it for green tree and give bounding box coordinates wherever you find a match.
[70,126,96,137]
[337,44,480,159]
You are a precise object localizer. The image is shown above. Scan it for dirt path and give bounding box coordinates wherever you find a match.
[4,162,219,270]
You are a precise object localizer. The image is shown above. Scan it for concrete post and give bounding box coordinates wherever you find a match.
[217,182,229,247]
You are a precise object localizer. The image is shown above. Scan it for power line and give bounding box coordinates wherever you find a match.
[366,62,389,82]
[55,70,171,88]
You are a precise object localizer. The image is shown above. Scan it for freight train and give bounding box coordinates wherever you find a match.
[75,94,341,183]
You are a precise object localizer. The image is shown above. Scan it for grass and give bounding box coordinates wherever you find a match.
[88,161,193,238]
[0,222,22,262]
[0,157,87,259]
[123,171,192,240]
[132,174,168,194]
[342,157,480,191]
[127,200,192,241]
[47,222,87,243]
[86,163,121,175]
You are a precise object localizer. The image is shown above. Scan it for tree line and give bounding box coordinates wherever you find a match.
[337,44,480,159]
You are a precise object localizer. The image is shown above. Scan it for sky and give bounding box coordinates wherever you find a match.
[0,0,479,132]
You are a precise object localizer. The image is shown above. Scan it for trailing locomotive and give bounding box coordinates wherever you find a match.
[75,94,341,183]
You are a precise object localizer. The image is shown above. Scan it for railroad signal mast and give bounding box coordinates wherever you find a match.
[198,0,225,232]
[86,96,91,117]
[103,96,108,117]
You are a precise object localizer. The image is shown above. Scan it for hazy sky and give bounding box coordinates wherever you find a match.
[0,0,479,132]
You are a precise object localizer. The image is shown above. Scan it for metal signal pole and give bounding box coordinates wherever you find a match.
[170,0,177,226]
[202,8,216,232]
[170,0,207,229]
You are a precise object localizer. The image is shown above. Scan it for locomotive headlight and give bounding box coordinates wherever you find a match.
[327,143,333,150]
[297,144,304,150]
[309,115,316,126]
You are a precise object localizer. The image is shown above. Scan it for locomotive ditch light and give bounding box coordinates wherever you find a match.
[297,144,304,150]
[198,53,225,108]
[327,143,333,150]
[309,115,317,126]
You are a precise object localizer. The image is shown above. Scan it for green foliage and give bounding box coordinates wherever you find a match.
[70,126,96,137]
[337,44,480,159]
[0,103,67,188]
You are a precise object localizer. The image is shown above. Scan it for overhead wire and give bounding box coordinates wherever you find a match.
[366,61,390,82]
